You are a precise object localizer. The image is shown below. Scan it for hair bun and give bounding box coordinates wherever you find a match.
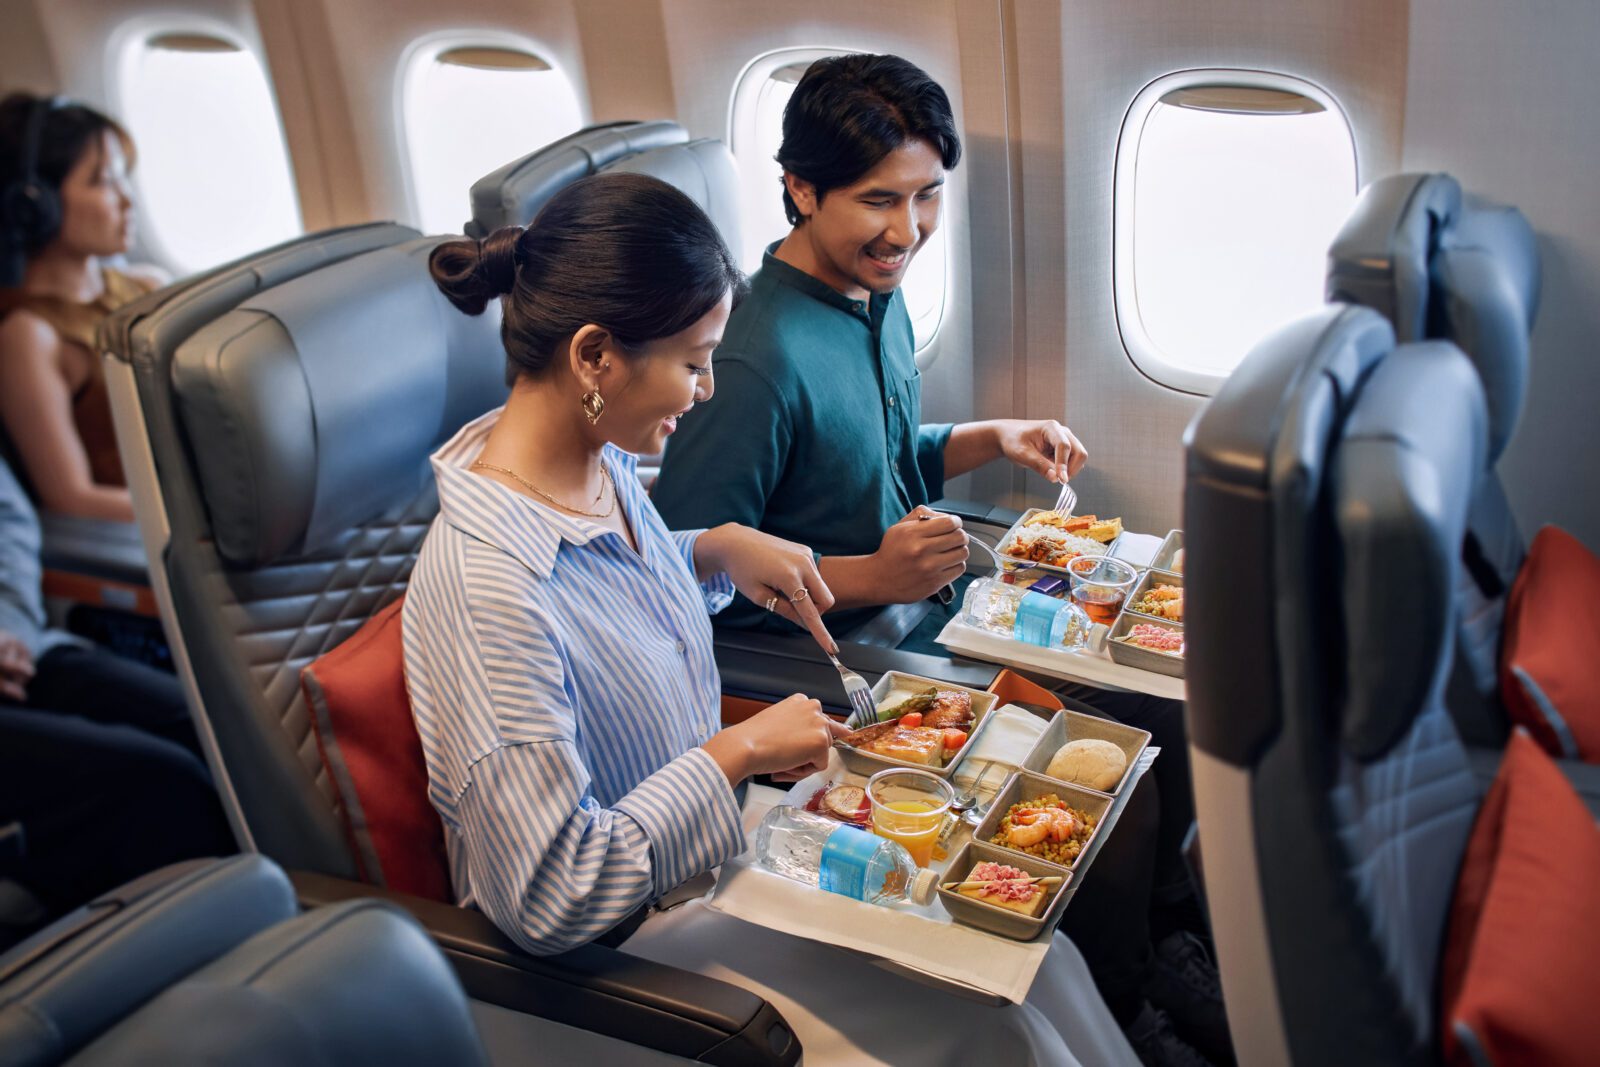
[428,225,524,315]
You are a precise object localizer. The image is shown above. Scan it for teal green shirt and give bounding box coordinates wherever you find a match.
[654,246,953,632]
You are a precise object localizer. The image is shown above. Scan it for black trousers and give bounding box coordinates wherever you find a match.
[0,644,231,917]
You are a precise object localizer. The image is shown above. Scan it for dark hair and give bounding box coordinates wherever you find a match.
[776,54,961,227]
[0,93,135,253]
[431,173,747,385]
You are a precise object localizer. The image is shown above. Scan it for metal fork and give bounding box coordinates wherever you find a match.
[1052,476,1078,516]
[828,650,878,726]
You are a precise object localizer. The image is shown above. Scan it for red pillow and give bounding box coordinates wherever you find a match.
[1501,525,1600,761]
[1439,730,1600,1066]
[301,595,452,903]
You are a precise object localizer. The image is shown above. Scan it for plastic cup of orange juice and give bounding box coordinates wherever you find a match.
[866,768,955,868]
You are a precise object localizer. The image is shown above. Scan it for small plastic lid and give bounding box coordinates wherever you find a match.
[911,868,940,906]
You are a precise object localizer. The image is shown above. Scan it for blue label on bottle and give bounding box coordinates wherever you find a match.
[1014,590,1060,646]
[818,825,880,900]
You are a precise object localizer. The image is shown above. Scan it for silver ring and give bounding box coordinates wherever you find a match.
[790,588,809,603]
[765,595,780,613]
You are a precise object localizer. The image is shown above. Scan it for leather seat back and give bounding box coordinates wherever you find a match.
[0,856,295,1067]
[1327,173,1542,746]
[466,120,743,255]
[67,900,486,1066]
[97,225,507,876]
[1185,304,1484,1065]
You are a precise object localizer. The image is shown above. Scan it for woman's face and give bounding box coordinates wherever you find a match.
[54,131,134,258]
[598,292,731,456]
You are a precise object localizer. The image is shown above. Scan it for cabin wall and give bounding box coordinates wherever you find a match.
[0,1,60,95]
[1001,0,1410,534]
[1403,0,1600,551]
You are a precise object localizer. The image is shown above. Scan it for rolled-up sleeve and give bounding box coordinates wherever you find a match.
[917,422,954,502]
[668,528,735,614]
[458,740,743,956]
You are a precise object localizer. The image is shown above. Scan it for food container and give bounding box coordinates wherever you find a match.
[1021,709,1151,796]
[936,840,1074,941]
[1107,613,1185,678]
[993,508,1122,579]
[1122,568,1184,625]
[974,770,1113,874]
[1150,529,1184,575]
[836,672,1002,780]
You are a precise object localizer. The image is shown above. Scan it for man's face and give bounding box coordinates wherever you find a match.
[786,136,945,299]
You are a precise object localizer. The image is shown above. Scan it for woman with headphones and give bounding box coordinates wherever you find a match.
[0,93,166,522]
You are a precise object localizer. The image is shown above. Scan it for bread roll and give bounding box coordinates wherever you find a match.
[1046,738,1127,792]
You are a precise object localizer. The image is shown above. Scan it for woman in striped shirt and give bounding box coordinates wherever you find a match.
[404,173,1137,1065]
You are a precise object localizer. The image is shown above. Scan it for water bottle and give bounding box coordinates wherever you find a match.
[960,576,1101,651]
[754,807,938,906]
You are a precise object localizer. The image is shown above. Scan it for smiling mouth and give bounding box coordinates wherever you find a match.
[864,247,908,271]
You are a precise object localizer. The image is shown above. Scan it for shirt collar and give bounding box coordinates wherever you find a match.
[758,241,896,324]
[431,406,636,579]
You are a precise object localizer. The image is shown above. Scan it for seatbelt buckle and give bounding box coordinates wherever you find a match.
[931,583,956,606]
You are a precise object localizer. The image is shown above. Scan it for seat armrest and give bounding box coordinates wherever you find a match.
[287,871,799,1067]
[37,514,150,586]
[713,628,1000,713]
[930,497,1023,532]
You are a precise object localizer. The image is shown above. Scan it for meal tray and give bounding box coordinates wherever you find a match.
[1150,529,1184,574]
[1021,709,1152,796]
[936,841,1073,941]
[993,508,1122,579]
[1121,568,1184,626]
[1107,610,1184,678]
[972,770,1114,874]
[836,671,1001,780]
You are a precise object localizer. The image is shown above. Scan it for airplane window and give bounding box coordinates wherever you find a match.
[1114,71,1357,394]
[731,51,947,351]
[117,32,302,274]
[403,42,584,236]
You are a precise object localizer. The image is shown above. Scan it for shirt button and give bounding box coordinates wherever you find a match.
[888,396,897,408]
[675,640,687,654]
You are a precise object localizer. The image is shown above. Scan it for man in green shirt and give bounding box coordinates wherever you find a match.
[653,56,1084,636]
[655,54,1225,1067]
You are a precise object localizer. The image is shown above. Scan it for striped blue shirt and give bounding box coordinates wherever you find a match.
[402,407,746,955]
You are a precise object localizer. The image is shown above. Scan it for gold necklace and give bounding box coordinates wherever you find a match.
[470,460,617,519]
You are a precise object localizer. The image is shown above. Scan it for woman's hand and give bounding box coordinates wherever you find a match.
[702,693,850,785]
[695,523,838,645]
[993,419,1088,483]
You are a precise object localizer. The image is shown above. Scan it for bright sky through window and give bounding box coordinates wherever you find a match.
[404,48,583,236]
[1129,98,1356,380]
[736,63,947,350]
[119,39,301,273]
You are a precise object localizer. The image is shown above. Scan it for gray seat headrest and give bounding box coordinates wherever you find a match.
[599,139,744,260]
[1327,173,1462,342]
[171,236,508,566]
[465,120,689,237]
[1433,197,1541,461]
[1333,341,1488,759]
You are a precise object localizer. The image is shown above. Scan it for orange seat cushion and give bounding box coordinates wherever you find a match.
[1500,525,1600,761]
[301,595,452,903]
[1439,730,1600,1066]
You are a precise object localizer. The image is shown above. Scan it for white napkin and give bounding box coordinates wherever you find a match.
[949,704,1049,801]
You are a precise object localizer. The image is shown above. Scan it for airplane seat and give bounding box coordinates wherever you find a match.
[1184,303,1486,1065]
[0,855,297,1065]
[464,119,694,238]
[1327,173,1543,748]
[0,855,487,1067]
[96,223,799,1066]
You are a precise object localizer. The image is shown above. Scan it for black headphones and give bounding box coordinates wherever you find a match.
[0,95,67,287]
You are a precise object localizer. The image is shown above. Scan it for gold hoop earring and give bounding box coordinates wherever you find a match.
[581,391,605,425]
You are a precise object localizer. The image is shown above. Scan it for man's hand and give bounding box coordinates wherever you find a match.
[871,506,968,603]
[992,419,1088,484]
[0,632,34,703]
